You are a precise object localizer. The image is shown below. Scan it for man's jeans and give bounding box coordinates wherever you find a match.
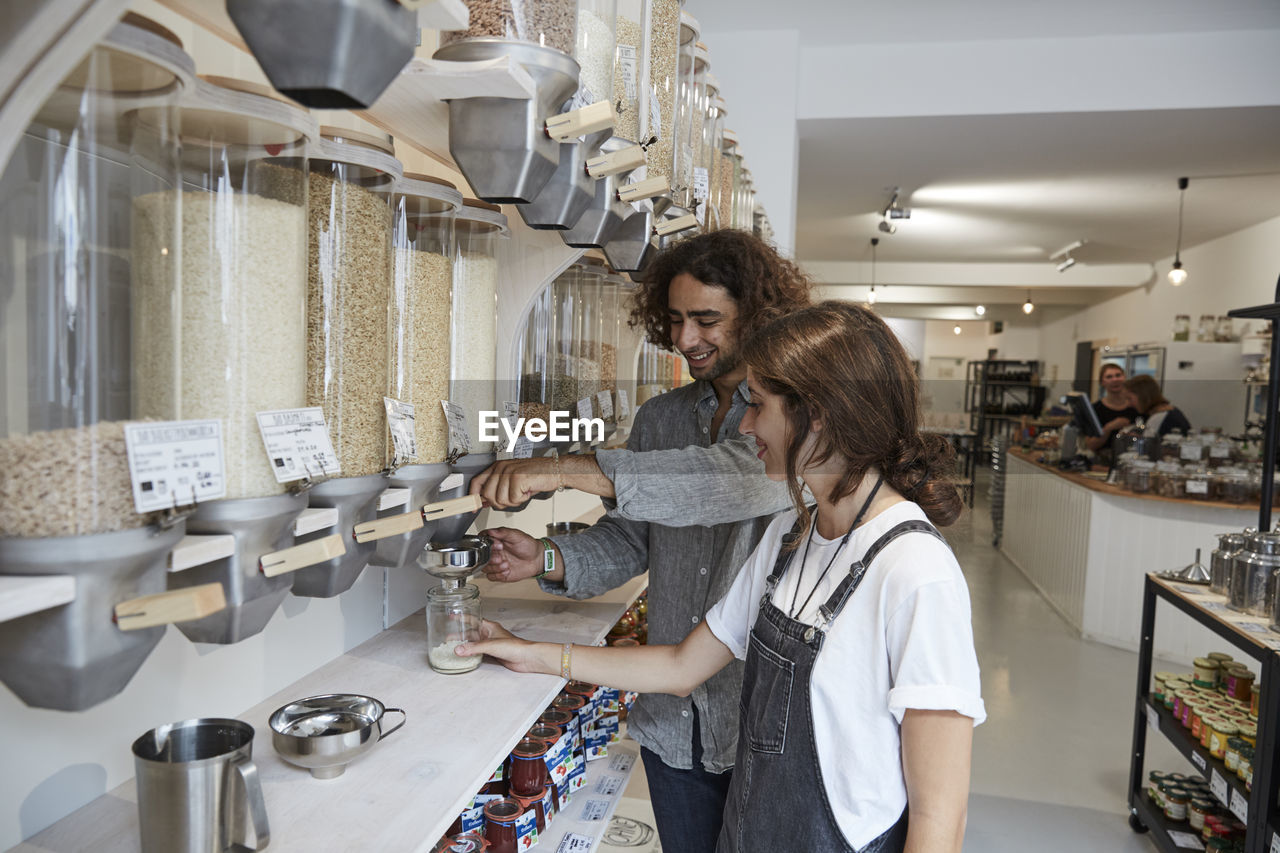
[639,707,733,853]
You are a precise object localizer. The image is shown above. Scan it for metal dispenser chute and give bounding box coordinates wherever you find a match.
[562,140,648,248]
[517,101,616,230]
[227,0,418,109]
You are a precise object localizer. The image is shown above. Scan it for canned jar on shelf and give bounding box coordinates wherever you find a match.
[449,199,509,452]
[132,76,314,500]
[391,173,462,465]
[304,127,402,476]
[0,14,192,537]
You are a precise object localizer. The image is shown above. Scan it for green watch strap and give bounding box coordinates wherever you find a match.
[534,538,556,579]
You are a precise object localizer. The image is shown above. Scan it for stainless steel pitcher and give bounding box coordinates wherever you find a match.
[131,718,270,853]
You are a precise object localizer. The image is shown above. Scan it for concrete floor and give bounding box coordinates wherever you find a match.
[602,471,1191,851]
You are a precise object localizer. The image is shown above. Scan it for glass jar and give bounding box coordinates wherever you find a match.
[612,0,650,144]
[441,0,579,55]
[1211,532,1246,596]
[1126,460,1156,494]
[600,274,623,424]
[509,736,551,796]
[1207,437,1237,468]
[391,173,461,465]
[450,199,509,452]
[669,13,700,208]
[717,130,737,230]
[483,797,523,853]
[576,259,607,417]
[1173,314,1191,341]
[1196,314,1216,342]
[575,0,618,107]
[702,92,726,229]
[1179,435,1207,464]
[644,0,681,196]
[0,15,192,538]
[551,268,583,416]
[305,128,400,477]
[132,76,313,500]
[517,283,555,422]
[1219,469,1250,504]
[1154,462,1185,498]
[1216,315,1234,342]
[426,583,482,673]
[1159,433,1183,462]
[1184,467,1211,500]
[688,47,714,226]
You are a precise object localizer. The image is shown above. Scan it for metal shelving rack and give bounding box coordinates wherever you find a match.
[964,359,1045,459]
[1126,280,1280,851]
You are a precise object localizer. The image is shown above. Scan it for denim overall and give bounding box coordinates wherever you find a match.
[716,518,944,853]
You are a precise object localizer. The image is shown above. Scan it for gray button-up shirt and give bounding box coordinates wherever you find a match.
[540,378,792,773]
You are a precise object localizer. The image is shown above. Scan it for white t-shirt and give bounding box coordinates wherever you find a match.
[705,501,986,850]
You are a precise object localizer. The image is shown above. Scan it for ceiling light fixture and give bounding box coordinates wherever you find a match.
[877,218,896,234]
[867,237,879,305]
[953,325,962,335]
[878,187,909,233]
[1022,291,1035,315]
[1056,257,1077,273]
[1050,239,1084,273]
[975,305,986,316]
[1168,176,1189,286]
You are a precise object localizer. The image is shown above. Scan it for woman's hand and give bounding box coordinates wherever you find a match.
[1103,416,1131,433]
[456,620,553,674]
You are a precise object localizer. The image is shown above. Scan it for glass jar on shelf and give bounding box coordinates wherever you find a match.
[644,0,682,196]
[1173,314,1191,342]
[575,258,607,419]
[0,14,192,539]
[1154,462,1186,498]
[440,0,579,55]
[1184,467,1212,500]
[132,76,314,500]
[1218,469,1251,504]
[1207,436,1238,468]
[450,199,510,452]
[1125,460,1156,494]
[600,273,623,424]
[517,284,555,423]
[701,86,726,229]
[612,0,651,144]
[669,13,700,208]
[575,0,619,107]
[426,583,482,674]
[1216,316,1235,342]
[305,127,401,477]
[1196,314,1216,342]
[1160,433,1185,462]
[551,267,583,418]
[719,130,739,229]
[391,173,462,466]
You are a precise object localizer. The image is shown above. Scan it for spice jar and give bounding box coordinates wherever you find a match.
[1229,530,1280,616]
[1208,437,1237,468]
[1208,717,1238,759]
[391,173,461,465]
[0,14,192,538]
[449,200,508,452]
[426,584,483,674]
[1192,657,1220,688]
[1188,799,1214,832]
[441,0,579,55]
[483,797,525,853]
[1210,533,1246,597]
[1163,787,1189,822]
[509,736,551,796]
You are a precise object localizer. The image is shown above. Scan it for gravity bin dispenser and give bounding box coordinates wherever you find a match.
[0,17,233,710]
[435,0,610,205]
[131,75,322,644]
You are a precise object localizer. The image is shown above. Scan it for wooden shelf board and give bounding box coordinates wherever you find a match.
[0,575,76,624]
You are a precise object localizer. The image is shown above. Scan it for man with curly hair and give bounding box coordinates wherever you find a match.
[470,229,812,853]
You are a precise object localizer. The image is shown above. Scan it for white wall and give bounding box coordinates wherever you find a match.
[696,29,800,256]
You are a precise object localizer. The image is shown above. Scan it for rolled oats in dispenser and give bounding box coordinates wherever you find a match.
[440,0,579,55]
[612,0,650,144]
[450,200,509,451]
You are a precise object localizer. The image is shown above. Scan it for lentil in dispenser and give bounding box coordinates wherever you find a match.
[295,126,401,598]
[0,16,223,710]
[132,75,322,643]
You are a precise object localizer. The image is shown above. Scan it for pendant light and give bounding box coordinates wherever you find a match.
[953,324,962,335]
[975,305,986,316]
[1022,291,1034,315]
[867,237,879,305]
[1168,177,1189,286]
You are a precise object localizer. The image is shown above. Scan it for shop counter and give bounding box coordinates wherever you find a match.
[1001,449,1269,660]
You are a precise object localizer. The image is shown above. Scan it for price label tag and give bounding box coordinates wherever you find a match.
[556,835,593,853]
[568,86,595,114]
[580,798,610,821]
[1210,768,1229,804]
[1234,620,1269,634]
[617,45,638,102]
[383,397,416,464]
[617,390,630,420]
[1200,601,1228,612]
[597,391,614,420]
[1230,788,1248,823]
[1271,831,1280,853]
[256,407,340,482]
[500,401,534,459]
[1186,479,1209,495]
[1191,750,1206,772]
[594,774,624,796]
[1146,703,1159,731]
[1181,442,1204,461]
[1166,830,1205,850]
[608,751,635,773]
[441,400,472,454]
[124,420,226,513]
[577,397,594,420]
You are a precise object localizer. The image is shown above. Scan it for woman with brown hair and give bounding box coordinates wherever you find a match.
[1124,374,1192,437]
[460,301,984,852]
[1084,363,1141,452]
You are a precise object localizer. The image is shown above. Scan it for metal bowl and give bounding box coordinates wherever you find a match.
[546,521,589,536]
[417,535,491,581]
[269,693,405,779]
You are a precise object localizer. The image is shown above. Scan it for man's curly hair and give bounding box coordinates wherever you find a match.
[628,229,813,349]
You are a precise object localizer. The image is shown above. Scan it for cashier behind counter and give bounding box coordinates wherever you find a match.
[1084,363,1141,452]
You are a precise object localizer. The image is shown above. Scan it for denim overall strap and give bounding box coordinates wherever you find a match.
[760,510,812,602]
[816,520,946,629]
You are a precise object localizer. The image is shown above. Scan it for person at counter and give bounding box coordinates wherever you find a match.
[460,302,985,853]
[1125,374,1192,437]
[472,230,811,853]
[1084,364,1141,452]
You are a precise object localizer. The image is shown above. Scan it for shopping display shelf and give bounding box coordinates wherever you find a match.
[1132,794,1215,853]
[1127,575,1280,853]
[11,574,649,853]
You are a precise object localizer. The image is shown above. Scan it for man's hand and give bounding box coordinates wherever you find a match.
[470,459,560,509]
[481,526,562,583]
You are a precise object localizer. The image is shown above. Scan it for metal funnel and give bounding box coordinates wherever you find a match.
[171,492,308,644]
[433,40,580,204]
[432,452,497,542]
[0,523,185,710]
[562,139,638,248]
[517,125,612,230]
[370,462,452,571]
[603,207,656,272]
[227,0,417,109]
[291,474,387,598]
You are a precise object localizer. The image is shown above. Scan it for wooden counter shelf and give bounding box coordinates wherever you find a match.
[1007,447,1277,514]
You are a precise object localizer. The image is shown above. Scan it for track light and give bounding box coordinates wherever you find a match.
[1023,292,1035,315]
[1051,239,1083,273]
[878,187,908,233]
[1168,177,1189,286]
[1056,257,1076,273]
[877,219,896,234]
[868,286,877,305]
[975,304,986,316]
[953,325,962,335]
[867,237,879,305]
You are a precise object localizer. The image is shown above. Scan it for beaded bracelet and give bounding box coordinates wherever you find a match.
[561,643,572,680]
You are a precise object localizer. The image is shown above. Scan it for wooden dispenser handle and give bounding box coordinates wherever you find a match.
[353,511,425,544]
[421,493,483,520]
[259,534,347,578]
[587,145,646,178]
[655,213,698,237]
[617,175,669,203]
[114,582,227,631]
[545,100,615,142]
